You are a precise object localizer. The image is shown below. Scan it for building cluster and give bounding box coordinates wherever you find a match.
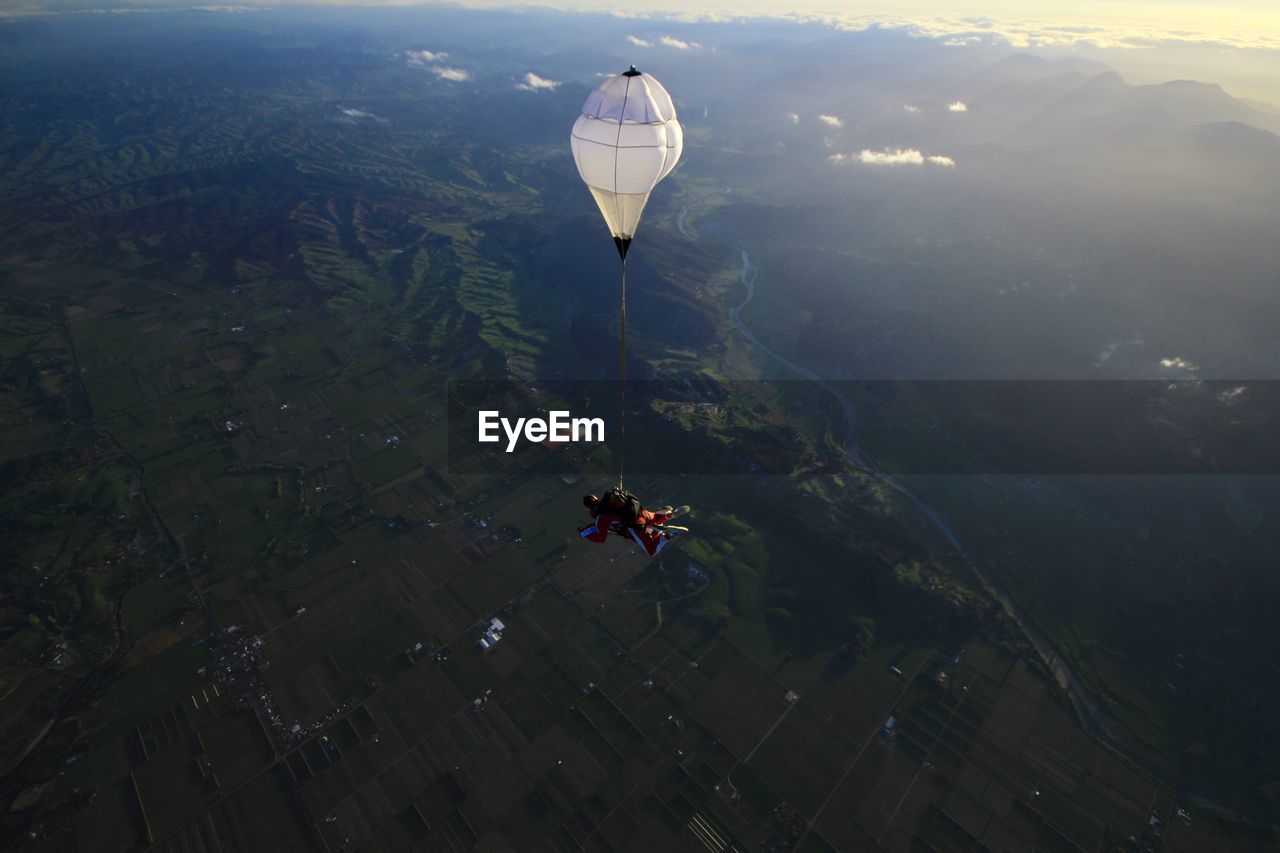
[476,617,505,651]
[471,689,493,712]
[205,626,282,730]
[766,802,806,853]
[203,625,352,750]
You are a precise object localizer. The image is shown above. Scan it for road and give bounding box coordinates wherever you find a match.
[791,648,935,849]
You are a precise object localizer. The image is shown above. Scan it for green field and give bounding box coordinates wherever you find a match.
[0,8,1273,851]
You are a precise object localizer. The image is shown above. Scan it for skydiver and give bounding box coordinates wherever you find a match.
[578,490,688,557]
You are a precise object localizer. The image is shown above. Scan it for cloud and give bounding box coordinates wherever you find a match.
[405,49,469,82]
[817,114,844,128]
[337,107,385,125]
[405,49,448,66]
[858,148,924,165]
[516,72,560,92]
[948,101,969,112]
[1093,343,1120,366]
[432,67,471,83]
[785,112,800,125]
[626,35,652,47]
[1217,385,1247,405]
[1092,334,1144,366]
[830,148,957,167]
[903,104,921,114]
[1160,356,1199,372]
[660,35,701,49]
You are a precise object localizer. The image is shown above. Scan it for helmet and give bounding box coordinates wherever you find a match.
[583,494,599,510]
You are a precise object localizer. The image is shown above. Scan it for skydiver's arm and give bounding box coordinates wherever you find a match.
[578,513,610,543]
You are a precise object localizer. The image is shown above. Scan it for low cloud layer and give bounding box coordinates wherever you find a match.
[817,114,844,128]
[516,72,560,91]
[626,35,651,47]
[948,101,969,112]
[739,9,1280,53]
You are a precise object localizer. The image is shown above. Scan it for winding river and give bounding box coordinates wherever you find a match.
[710,227,1123,754]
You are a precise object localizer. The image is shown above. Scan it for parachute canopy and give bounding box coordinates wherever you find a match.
[570,66,683,253]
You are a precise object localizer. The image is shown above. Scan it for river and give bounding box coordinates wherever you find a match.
[718,238,1123,751]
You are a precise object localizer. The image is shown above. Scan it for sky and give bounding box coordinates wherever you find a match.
[7,0,1280,49]
[4,0,1278,101]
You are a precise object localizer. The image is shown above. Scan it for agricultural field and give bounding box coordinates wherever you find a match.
[1,7,1275,852]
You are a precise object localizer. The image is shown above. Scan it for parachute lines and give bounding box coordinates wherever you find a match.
[618,258,627,488]
[569,66,682,488]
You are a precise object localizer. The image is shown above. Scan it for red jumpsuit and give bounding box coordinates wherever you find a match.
[579,508,673,557]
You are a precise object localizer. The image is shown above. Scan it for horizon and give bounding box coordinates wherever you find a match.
[4,0,1279,105]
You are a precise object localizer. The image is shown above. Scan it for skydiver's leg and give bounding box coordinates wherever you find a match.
[645,508,673,526]
[648,506,688,525]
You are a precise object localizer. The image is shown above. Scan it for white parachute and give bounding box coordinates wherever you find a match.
[570,66,683,258]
